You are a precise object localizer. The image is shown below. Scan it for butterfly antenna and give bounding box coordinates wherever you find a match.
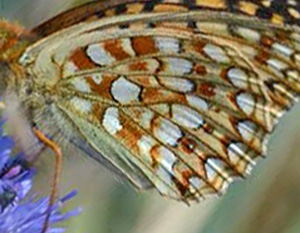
[33,127,63,233]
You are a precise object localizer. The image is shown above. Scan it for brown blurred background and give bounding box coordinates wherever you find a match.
[2,0,300,232]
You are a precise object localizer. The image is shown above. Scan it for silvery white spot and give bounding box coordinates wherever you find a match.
[227,67,248,88]
[137,135,156,162]
[154,118,182,146]
[159,77,194,93]
[237,121,256,141]
[205,162,216,180]
[236,93,255,115]
[186,95,209,111]
[189,176,205,189]
[229,142,255,172]
[140,109,155,129]
[63,62,78,76]
[267,59,288,71]
[207,158,226,173]
[157,146,177,174]
[172,104,204,129]
[162,58,193,75]
[272,43,294,57]
[87,43,115,66]
[236,27,261,42]
[203,44,230,63]
[70,97,92,113]
[155,166,174,196]
[155,37,180,54]
[90,74,103,85]
[111,77,141,104]
[103,107,122,135]
[72,78,90,92]
[227,143,245,164]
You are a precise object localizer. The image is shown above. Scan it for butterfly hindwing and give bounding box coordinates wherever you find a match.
[18,0,300,201]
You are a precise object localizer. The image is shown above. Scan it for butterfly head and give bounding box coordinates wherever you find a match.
[0,20,34,94]
[0,20,32,61]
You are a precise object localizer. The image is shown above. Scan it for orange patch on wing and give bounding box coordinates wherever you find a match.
[238,1,258,16]
[196,0,226,9]
[261,36,274,47]
[117,115,143,154]
[132,36,158,55]
[180,169,194,188]
[219,68,230,83]
[142,88,187,104]
[129,61,148,71]
[156,22,191,32]
[153,4,188,13]
[104,39,131,61]
[127,75,159,87]
[271,14,283,25]
[105,9,115,16]
[86,74,117,99]
[254,51,270,64]
[70,48,96,70]
[192,41,207,55]
[150,144,161,169]
[92,102,106,120]
[127,3,144,14]
[173,164,194,195]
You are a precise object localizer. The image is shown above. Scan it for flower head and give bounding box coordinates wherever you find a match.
[0,118,81,232]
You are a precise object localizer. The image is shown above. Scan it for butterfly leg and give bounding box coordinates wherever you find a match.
[33,127,62,233]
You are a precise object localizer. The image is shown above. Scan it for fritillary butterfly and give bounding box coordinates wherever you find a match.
[1,0,300,212]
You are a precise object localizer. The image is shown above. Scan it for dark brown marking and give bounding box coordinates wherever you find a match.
[194,64,207,76]
[192,41,207,54]
[181,169,193,188]
[181,138,197,154]
[219,67,231,82]
[261,36,274,48]
[254,51,270,64]
[197,83,216,97]
[203,123,213,134]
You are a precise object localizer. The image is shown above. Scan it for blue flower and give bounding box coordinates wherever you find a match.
[0,119,81,233]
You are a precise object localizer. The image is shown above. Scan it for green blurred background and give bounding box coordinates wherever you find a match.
[2,0,300,232]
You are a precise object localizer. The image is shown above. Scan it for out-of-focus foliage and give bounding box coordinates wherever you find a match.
[2,0,300,232]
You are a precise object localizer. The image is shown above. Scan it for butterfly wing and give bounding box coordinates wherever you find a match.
[20,0,300,201]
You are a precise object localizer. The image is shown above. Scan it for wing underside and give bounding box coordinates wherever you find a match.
[21,0,300,202]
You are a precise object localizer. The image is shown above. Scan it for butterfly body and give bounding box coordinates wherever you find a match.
[1,0,300,203]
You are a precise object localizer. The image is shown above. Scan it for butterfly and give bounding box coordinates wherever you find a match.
[1,0,300,209]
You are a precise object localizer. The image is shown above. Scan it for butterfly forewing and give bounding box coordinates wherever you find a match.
[13,0,300,202]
